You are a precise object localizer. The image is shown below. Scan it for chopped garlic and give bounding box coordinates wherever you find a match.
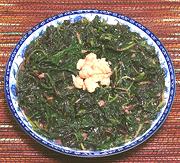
[100,77,110,86]
[85,52,97,61]
[72,75,84,89]
[79,65,93,79]
[84,78,99,93]
[77,59,85,70]
[72,53,112,93]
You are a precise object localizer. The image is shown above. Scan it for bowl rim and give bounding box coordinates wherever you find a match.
[4,9,176,157]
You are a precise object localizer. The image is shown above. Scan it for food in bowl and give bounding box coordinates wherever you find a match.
[17,15,165,150]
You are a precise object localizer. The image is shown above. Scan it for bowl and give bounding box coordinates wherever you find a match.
[4,9,176,157]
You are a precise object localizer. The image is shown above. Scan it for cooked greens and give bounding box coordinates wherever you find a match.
[17,16,165,150]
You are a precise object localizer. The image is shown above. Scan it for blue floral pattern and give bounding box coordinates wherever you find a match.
[10,84,17,97]
[4,9,176,157]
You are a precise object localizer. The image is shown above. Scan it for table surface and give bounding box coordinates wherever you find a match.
[0,0,180,162]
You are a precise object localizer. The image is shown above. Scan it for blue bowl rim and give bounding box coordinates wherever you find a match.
[4,9,176,157]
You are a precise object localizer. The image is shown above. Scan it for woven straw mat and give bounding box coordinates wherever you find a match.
[0,0,180,162]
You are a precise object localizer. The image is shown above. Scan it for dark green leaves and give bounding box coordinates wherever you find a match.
[17,16,165,150]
